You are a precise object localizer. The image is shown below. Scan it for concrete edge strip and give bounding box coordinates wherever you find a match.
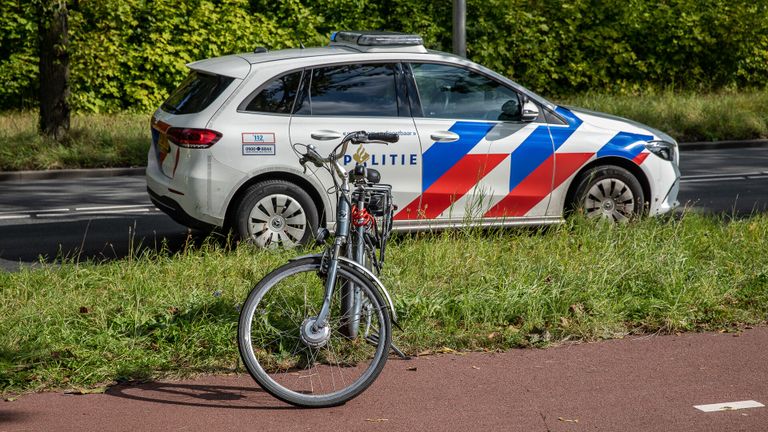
[0,204,159,221]
[678,139,768,151]
[0,167,146,182]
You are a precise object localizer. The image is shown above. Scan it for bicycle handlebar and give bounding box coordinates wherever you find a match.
[301,146,325,167]
[366,132,399,143]
[296,131,400,171]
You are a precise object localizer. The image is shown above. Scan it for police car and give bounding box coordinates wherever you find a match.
[147,31,680,247]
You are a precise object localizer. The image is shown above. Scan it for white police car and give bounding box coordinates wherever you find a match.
[147,31,680,247]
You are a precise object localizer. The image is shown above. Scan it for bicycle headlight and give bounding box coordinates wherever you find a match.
[644,140,676,162]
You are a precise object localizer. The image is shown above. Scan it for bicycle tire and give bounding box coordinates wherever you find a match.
[238,256,391,407]
[339,229,370,338]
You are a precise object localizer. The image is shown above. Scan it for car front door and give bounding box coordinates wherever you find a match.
[396,62,554,223]
[289,62,421,221]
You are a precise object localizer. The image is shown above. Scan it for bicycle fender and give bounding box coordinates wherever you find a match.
[289,254,398,323]
[337,256,398,324]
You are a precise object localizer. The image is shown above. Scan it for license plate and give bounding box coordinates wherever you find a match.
[151,118,172,164]
[158,134,170,161]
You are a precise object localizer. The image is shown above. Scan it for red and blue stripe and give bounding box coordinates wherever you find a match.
[395,107,655,220]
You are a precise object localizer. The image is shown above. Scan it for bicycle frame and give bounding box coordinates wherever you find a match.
[343,180,393,332]
[295,131,398,334]
[314,156,352,330]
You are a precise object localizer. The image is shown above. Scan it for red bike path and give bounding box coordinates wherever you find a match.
[2,327,767,431]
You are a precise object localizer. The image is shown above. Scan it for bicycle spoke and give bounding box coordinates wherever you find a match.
[240,260,390,405]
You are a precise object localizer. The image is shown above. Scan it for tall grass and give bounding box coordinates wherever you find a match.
[0,111,149,171]
[1,213,766,394]
[559,90,768,142]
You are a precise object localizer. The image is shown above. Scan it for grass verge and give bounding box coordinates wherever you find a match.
[558,90,768,143]
[1,89,768,170]
[0,111,149,171]
[1,213,767,394]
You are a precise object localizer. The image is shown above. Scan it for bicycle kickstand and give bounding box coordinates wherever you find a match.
[390,342,410,360]
[366,334,411,360]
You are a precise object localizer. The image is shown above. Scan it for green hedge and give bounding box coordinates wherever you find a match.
[2,0,768,112]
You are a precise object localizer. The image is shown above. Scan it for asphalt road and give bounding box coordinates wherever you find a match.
[680,146,768,215]
[3,326,768,431]
[0,176,203,271]
[0,147,766,271]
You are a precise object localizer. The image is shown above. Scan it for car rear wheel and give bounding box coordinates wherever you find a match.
[234,180,318,247]
[571,165,645,222]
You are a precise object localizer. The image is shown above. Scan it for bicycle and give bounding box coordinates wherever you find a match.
[340,151,396,339]
[237,131,400,407]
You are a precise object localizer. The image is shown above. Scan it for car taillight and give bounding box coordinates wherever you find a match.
[166,128,222,148]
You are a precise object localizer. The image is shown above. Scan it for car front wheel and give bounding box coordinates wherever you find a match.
[234,180,318,247]
[571,165,645,222]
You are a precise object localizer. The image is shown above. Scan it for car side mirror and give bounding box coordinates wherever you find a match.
[500,98,522,121]
[521,99,539,122]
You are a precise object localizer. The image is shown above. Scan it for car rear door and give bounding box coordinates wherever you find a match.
[152,71,235,180]
[288,62,422,218]
[398,62,555,223]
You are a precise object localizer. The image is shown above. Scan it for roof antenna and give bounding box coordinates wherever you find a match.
[293,21,305,49]
[293,28,304,49]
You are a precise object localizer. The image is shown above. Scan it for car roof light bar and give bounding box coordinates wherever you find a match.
[330,31,424,47]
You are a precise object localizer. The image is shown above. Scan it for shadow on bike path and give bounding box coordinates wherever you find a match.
[107,381,296,411]
[3,327,768,431]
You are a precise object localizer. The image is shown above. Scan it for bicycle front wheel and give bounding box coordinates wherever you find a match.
[238,257,391,407]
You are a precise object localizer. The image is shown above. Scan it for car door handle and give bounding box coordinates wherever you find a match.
[310,130,343,141]
[430,131,460,142]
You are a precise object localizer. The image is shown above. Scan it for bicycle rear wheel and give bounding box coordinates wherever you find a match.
[339,229,370,338]
[238,257,391,407]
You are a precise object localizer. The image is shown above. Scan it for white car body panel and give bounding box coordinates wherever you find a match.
[289,115,422,221]
[146,42,681,234]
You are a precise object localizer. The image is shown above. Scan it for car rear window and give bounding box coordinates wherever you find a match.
[239,71,303,114]
[161,71,234,115]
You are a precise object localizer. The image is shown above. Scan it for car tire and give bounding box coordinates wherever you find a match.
[234,180,318,247]
[570,165,645,222]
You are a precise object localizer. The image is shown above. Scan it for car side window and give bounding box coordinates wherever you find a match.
[410,63,523,121]
[294,63,398,117]
[240,71,302,114]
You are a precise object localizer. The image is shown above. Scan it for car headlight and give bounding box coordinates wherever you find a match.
[644,140,676,162]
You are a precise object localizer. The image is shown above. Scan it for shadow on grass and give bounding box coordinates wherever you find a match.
[387,222,554,246]
[108,298,295,410]
[0,296,246,395]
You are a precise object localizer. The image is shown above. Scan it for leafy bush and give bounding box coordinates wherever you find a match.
[1,0,767,111]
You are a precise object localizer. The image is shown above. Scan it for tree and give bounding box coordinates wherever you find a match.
[37,0,70,141]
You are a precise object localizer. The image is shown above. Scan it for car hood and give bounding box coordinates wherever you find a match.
[564,106,677,144]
